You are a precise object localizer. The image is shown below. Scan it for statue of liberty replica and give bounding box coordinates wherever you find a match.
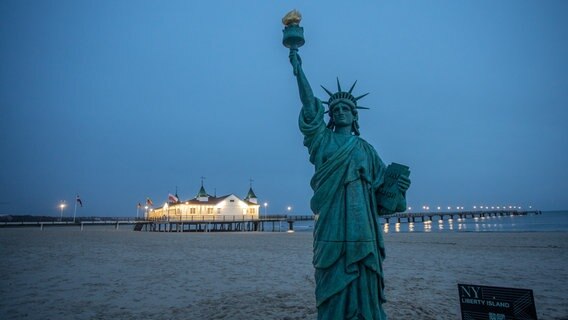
[282,10,411,320]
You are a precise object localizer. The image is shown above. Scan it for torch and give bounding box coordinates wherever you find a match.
[282,9,305,50]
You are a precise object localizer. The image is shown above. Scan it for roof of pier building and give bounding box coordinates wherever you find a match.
[156,184,260,209]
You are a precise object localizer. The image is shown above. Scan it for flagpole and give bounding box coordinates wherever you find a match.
[73,199,77,223]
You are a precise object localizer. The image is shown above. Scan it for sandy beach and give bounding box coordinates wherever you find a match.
[1,227,566,319]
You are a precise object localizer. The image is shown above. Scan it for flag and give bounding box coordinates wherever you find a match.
[76,195,83,207]
[146,197,153,206]
[168,193,179,203]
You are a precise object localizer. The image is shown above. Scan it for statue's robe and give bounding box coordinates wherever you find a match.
[299,99,392,320]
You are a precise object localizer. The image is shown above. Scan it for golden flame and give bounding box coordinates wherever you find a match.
[282,9,302,26]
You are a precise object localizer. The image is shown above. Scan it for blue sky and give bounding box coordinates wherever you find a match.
[1,1,567,217]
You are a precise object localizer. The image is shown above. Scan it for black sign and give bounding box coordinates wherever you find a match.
[458,284,537,320]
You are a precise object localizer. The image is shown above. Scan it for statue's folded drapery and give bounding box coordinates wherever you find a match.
[300,99,390,320]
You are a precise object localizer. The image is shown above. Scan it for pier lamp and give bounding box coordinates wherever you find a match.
[287,206,292,216]
[263,202,268,219]
[59,201,66,221]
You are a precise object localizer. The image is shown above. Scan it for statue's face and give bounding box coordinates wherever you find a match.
[331,103,354,128]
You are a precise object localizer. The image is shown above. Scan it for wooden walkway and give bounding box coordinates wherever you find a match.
[0,218,295,232]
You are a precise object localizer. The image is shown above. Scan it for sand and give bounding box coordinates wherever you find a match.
[0,227,566,320]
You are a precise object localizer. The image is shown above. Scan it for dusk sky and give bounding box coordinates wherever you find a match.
[1,1,567,217]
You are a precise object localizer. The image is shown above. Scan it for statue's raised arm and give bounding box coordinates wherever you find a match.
[289,50,317,122]
[282,10,317,122]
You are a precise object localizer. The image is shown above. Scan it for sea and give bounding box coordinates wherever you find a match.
[291,210,568,233]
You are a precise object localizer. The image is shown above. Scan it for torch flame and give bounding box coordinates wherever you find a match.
[282,9,302,26]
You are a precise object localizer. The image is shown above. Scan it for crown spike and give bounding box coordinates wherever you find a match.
[354,92,370,101]
[336,78,342,92]
[320,85,333,97]
[356,106,370,110]
[348,80,358,94]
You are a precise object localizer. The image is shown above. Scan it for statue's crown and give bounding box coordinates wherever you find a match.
[322,78,370,112]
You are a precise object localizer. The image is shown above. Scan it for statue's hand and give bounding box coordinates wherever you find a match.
[397,175,411,194]
[289,49,302,76]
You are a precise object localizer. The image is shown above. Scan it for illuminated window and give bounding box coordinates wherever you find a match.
[190,208,196,214]
[217,208,221,214]
[207,208,213,214]
[248,208,256,214]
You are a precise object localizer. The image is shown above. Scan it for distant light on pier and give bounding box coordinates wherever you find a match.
[58,201,66,221]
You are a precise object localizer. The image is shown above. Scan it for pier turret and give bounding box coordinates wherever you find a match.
[244,187,258,204]
[196,183,210,202]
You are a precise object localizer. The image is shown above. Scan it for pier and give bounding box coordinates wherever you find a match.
[380,209,541,224]
[0,210,541,232]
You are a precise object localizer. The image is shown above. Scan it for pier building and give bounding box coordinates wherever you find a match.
[147,184,260,221]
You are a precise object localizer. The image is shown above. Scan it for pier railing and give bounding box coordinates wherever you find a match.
[144,214,315,222]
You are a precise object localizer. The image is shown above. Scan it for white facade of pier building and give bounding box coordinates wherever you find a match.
[147,185,260,221]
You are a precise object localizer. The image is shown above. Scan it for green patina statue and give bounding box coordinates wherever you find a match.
[283,10,411,320]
